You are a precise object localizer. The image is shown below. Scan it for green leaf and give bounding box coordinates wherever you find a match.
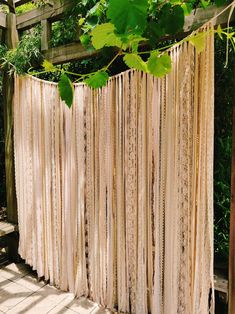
[181,3,193,16]
[58,74,74,108]
[215,0,228,7]
[200,0,210,8]
[80,34,91,47]
[145,21,165,47]
[128,35,146,52]
[79,18,85,26]
[147,52,172,77]
[42,59,55,72]
[216,25,223,40]
[189,32,206,53]
[118,34,146,51]
[85,71,109,88]
[91,23,122,49]
[160,4,185,35]
[123,54,147,72]
[107,0,148,35]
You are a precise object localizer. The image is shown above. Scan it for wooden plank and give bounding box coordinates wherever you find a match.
[229,59,235,314]
[0,12,7,29]
[43,42,100,64]
[41,19,51,51]
[7,0,16,13]
[14,0,34,7]
[5,12,18,46]
[184,4,235,31]
[214,274,228,295]
[0,221,17,236]
[3,12,18,225]
[16,0,73,31]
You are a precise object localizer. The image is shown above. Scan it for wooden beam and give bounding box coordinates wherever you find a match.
[0,12,7,29]
[16,2,235,33]
[14,0,33,7]
[7,0,16,13]
[5,12,18,46]
[214,272,228,304]
[184,4,235,31]
[229,59,235,314]
[0,0,15,13]
[43,42,99,65]
[41,19,51,51]
[3,12,18,224]
[16,0,73,31]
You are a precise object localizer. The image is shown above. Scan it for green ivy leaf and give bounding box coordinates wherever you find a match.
[85,71,109,88]
[147,52,171,77]
[80,34,91,47]
[107,0,148,35]
[181,3,193,16]
[215,0,228,7]
[159,4,184,35]
[123,53,147,72]
[118,34,146,51]
[58,74,74,108]
[189,32,206,53]
[42,59,55,72]
[216,25,223,40]
[79,18,85,26]
[200,0,210,9]
[145,21,165,47]
[91,23,122,49]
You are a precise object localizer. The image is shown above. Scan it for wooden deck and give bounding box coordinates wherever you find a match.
[0,222,17,237]
[0,263,113,314]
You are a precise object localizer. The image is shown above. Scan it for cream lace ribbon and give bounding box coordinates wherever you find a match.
[14,24,214,314]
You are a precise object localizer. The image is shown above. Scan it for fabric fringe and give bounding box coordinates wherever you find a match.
[14,26,214,314]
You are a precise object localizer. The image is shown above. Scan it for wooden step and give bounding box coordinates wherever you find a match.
[0,221,17,237]
[214,272,228,304]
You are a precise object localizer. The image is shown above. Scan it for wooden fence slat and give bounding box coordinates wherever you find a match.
[229,59,235,314]
[3,11,18,224]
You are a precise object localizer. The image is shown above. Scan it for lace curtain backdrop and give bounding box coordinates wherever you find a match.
[14,24,214,314]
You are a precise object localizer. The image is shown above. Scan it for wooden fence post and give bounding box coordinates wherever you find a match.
[3,7,19,224]
[41,19,51,51]
[229,60,235,314]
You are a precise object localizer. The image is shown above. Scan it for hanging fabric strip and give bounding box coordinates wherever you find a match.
[14,24,214,314]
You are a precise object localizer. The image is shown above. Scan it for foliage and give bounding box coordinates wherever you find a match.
[15,2,37,14]
[51,19,79,47]
[147,52,172,77]
[37,0,234,107]
[0,0,234,106]
[214,36,234,260]
[1,26,42,75]
[85,70,109,88]
[58,73,74,108]
[107,0,148,35]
